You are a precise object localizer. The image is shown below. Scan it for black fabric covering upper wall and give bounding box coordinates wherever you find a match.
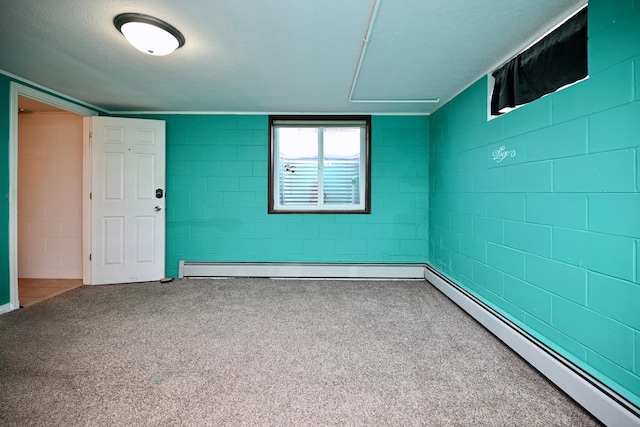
[491,7,588,115]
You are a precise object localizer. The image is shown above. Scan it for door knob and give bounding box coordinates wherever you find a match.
[154,206,162,212]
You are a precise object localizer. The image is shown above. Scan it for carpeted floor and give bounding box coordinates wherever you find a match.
[0,278,602,426]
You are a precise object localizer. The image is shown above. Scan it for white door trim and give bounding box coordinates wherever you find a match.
[5,82,98,313]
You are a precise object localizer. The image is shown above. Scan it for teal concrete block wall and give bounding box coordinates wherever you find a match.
[0,74,11,305]
[134,114,428,278]
[429,0,640,406]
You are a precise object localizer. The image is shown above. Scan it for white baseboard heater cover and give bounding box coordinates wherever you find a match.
[424,265,640,427]
[179,261,426,279]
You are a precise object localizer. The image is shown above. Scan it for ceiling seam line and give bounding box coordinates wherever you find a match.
[347,0,439,105]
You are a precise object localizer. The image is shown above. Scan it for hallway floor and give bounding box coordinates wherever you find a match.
[18,278,83,307]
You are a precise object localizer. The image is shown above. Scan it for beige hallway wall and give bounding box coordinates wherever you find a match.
[18,112,83,278]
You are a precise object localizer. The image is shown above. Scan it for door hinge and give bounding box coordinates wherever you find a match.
[89,253,92,261]
[89,131,93,139]
[90,192,92,200]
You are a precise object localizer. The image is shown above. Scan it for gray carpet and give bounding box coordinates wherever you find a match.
[0,278,601,426]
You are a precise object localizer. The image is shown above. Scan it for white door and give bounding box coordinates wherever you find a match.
[89,117,165,285]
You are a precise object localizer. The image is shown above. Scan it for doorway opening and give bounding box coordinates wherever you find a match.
[8,83,98,310]
[17,96,84,306]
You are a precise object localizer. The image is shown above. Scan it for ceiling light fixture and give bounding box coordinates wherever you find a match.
[114,13,185,56]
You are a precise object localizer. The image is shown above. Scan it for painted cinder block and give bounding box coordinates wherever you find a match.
[461,276,525,322]
[191,221,224,237]
[238,176,264,193]
[172,207,207,223]
[195,193,225,211]
[287,223,319,239]
[167,191,190,207]
[459,193,486,216]
[588,0,634,35]
[504,220,552,257]
[173,238,208,254]
[636,332,640,376]
[168,160,189,175]
[504,162,552,193]
[442,172,473,193]
[334,239,367,255]
[451,251,473,279]
[237,145,267,161]
[186,129,219,145]
[441,229,461,253]
[219,129,254,146]
[525,254,587,304]
[208,176,240,192]
[553,150,636,192]
[174,176,207,192]
[399,239,428,257]
[637,239,640,283]
[589,194,640,238]
[486,193,525,221]
[589,9,640,74]
[587,272,640,329]
[487,243,525,279]
[188,161,221,176]
[236,115,268,130]
[503,276,552,323]
[503,96,552,139]
[432,192,461,214]
[254,223,287,239]
[268,239,303,258]
[554,228,635,281]
[219,161,254,177]
[553,297,635,370]
[473,216,504,244]
[472,260,504,295]
[449,212,473,236]
[472,167,505,193]
[203,144,237,161]
[552,61,633,123]
[252,161,267,177]
[460,235,487,262]
[525,193,587,230]
[170,144,203,161]
[223,191,256,208]
[526,118,588,161]
[590,101,640,152]
[637,149,640,191]
[303,239,335,255]
[441,154,461,175]
[459,147,485,173]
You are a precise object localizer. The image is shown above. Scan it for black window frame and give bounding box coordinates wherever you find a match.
[268,115,372,214]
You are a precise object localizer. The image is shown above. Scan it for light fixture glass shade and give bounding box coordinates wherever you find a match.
[114,13,185,56]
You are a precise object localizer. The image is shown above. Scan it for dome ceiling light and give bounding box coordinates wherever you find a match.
[114,13,185,56]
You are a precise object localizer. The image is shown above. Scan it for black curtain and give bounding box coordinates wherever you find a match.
[491,7,588,115]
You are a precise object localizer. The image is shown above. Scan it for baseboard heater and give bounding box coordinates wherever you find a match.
[424,264,640,427]
[178,261,426,279]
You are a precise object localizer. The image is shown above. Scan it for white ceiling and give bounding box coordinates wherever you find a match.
[1,0,585,115]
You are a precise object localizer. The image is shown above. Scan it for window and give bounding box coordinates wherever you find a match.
[269,115,371,214]
[490,5,588,116]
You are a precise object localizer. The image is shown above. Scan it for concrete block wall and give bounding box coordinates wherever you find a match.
[17,112,83,278]
[138,115,429,278]
[428,0,640,407]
